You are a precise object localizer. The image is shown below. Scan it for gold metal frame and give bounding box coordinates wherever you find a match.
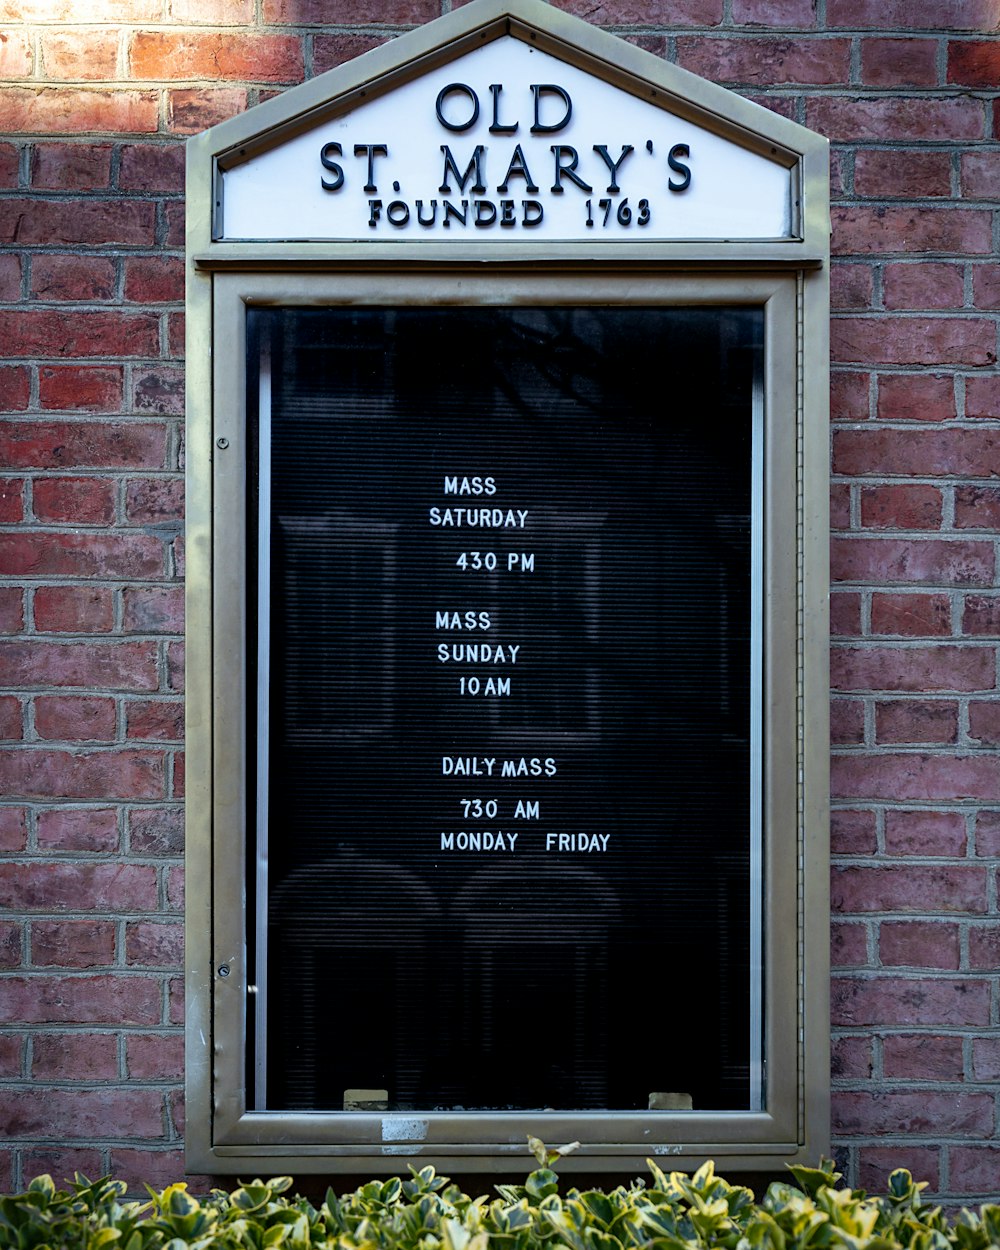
[185,0,830,1177]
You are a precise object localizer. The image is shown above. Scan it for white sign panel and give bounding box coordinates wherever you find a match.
[220,38,791,242]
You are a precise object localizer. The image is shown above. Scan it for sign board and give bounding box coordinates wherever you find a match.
[185,0,830,1177]
[220,38,792,242]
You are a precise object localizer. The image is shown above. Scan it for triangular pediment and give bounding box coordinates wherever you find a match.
[192,0,827,252]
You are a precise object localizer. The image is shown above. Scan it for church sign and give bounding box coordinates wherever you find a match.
[185,0,830,1177]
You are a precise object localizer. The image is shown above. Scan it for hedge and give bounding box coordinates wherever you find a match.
[1,1141,997,1250]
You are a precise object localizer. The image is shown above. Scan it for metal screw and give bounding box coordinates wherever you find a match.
[217,437,230,449]
[218,964,231,977]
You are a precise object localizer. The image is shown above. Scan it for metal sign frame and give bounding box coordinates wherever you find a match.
[185,0,830,1176]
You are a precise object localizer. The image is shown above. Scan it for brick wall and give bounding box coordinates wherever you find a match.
[0,0,998,1203]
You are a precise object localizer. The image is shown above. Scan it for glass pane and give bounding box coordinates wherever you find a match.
[247,306,763,1114]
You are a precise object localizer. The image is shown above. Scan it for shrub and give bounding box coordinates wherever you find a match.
[1,1145,997,1250]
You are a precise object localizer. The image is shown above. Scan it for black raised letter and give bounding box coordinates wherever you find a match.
[489,83,518,134]
[354,144,388,193]
[550,145,593,194]
[439,145,486,194]
[320,142,344,191]
[667,143,692,192]
[497,144,539,194]
[435,84,479,132]
[531,83,572,133]
[593,143,633,192]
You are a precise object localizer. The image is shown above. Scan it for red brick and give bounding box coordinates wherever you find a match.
[831,263,873,310]
[832,372,870,422]
[833,210,992,261]
[879,921,960,969]
[32,1033,118,1081]
[831,698,864,745]
[0,252,21,300]
[830,482,851,529]
[965,374,1000,419]
[12,861,155,914]
[954,481,1000,526]
[122,586,184,634]
[835,317,995,367]
[30,919,117,967]
[963,595,1000,636]
[884,809,967,856]
[126,700,183,742]
[0,141,18,187]
[124,478,183,526]
[0,807,27,851]
[870,593,951,638]
[949,1146,1000,1195]
[167,312,184,357]
[166,87,247,135]
[883,263,964,311]
[0,29,31,76]
[860,36,939,86]
[171,534,184,576]
[882,1032,963,1078]
[833,863,987,914]
[0,1087,163,1138]
[126,921,182,967]
[731,0,816,24]
[972,1037,1000,1079]
[876,700,957,745]
[969,702,1000,747]
[810,97,983,143]
[969,922,1000,969]
[0,366,30,411]
[264,0,451,18]
[831,808,877,855]
[30,143,112,192]
[38,367,124,413]
[33,586,114,634]
[170,0,253,19]
[0,640,158,689]
[168,975,183,1024]
[833,645,993,692]
[0,695,22,741]
[118,142,185,193]
[832,1034,872,1079]
[32,477,116,526]
[172,751,184,798]
[129,806,182,855]
[0,748,164,800]
[167,643,182,692]
[0,921,21,969]
[831,538,993,587]
[832,920,867,965]
[835,427,1000,477]
[21,1148,103,1186]
[40,30,119,81]
[831,978,991,1029]
[961,150,1000,200]
[126,1031,183,1079]
[312,34,390,75]
[0,479,23,523]
[0,199,155,247]
[948,40,1000,87]
[860,484,942,530]
[167,865,183,910]
[0,1032,22,1072]
[876,373,955,423]
[858,1147,941,1194]
[0,533,163,580]
[676,36,849,85]
[130,30,303,81]
[971,267,1000,311]
[0,89,159,136]
[124,256,184,304]
[0,310,160,358]
[37,807,118,851]
[831,752,1000,802]
[34,695,117,742]
[0,588,23,634]
[831,591,862,637]
[132,367,184,415]
[30,254,116,302]
[826,0,999,31]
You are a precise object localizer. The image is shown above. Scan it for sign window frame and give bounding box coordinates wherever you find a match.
[186,268,829,1175]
